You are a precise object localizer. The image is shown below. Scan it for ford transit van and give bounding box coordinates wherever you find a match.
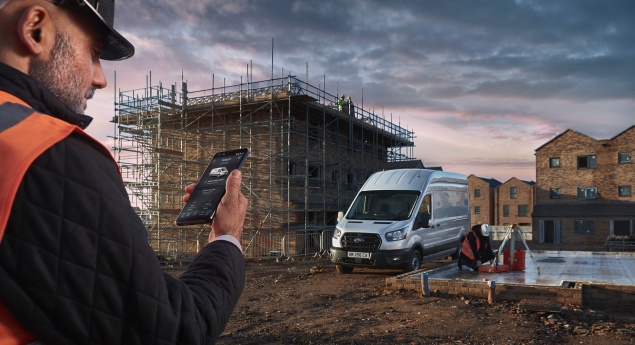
[330,169,470,273]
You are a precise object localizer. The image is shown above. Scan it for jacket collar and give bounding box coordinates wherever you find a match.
[0,62,93,129]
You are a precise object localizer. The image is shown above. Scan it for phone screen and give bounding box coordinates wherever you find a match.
[175,148,249,226]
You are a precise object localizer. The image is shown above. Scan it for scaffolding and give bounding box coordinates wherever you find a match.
[112,74,416,261]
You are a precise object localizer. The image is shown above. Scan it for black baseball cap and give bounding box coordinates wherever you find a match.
[52,0,134,60]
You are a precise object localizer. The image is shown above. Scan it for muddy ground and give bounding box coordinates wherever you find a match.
[167,243,635,344]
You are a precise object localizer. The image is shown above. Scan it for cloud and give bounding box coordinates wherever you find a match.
[86,0,635,185]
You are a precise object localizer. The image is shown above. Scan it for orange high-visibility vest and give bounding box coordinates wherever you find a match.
[0,91,115,344]
[460,230,480,260]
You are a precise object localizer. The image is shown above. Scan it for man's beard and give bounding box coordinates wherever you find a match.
[29,33,95,114]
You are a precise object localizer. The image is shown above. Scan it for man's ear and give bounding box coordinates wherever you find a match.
[17,5,54,56]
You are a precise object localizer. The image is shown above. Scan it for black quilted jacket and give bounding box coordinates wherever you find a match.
[0,63,245,344]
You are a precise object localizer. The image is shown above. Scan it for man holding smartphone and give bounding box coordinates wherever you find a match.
[0,0,246,343]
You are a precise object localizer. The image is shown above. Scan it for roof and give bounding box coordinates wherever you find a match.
[469,175,502,188]
[535,129,597,152]
[500,176,536,187]
[611,125,635,140]
[533,202,635,218]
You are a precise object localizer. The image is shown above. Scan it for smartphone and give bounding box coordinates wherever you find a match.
[175,148,249,226]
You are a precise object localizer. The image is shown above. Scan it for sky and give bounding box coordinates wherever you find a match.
[86,0,635,183]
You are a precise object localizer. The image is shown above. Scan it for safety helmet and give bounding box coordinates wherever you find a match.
[53,0,134,60]
[481,224,491,237]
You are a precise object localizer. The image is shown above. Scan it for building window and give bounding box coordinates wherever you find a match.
[577,155,597,169]
[577,187,598,199]
[309,166,321,178]
[331,170,339,182]
[510,187,517,199]
[619,185,632,197]
[347,172,355,185]
[503,205,509,217]
[612,220,631,236]
[574,220,595,234]
[618,152,631,164]
[549,188,561,199]
[518,205,529,217]
[474,206,481,215]
[549,157,560,168]
[474,189,481,198]
[288,162,297,175]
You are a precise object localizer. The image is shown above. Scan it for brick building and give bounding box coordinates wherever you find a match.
[467,175,501,226]
[496,177,535,226]
[532,127,635,245]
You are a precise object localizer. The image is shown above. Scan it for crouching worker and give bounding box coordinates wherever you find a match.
[458,224,496,271]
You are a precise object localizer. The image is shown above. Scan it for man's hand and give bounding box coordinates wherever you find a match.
[182,170,247,243]
[211,170,246,243]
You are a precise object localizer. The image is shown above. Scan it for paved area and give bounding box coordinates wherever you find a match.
[427,250,635,286]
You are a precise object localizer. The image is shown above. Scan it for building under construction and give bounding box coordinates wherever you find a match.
[112,75,418,260]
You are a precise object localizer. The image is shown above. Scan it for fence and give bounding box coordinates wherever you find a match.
[243,230,335,259]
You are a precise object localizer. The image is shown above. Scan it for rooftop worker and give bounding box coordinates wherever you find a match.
[338,94,345,111]
[0,0,246,343]
[458,224,496,271]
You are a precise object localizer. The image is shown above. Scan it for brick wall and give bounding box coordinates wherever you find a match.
[496,178,534,226]
[536,128,635,204]
[386,274,635,310]
[468,175,496,226]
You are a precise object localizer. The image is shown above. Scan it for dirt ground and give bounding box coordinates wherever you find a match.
[168,243,635,345]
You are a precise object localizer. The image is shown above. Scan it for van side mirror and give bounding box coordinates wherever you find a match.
[337,211,344,222]
[416,212,431,229]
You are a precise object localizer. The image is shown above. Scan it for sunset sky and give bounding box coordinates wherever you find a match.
[86,0,635,183]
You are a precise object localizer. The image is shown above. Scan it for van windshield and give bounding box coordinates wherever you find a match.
[346,190,420,221]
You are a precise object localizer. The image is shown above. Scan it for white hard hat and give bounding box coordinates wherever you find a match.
[481,224,491,237]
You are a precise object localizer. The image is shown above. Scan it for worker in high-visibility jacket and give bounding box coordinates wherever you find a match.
[458,224,496,271]
[0,0,246,343]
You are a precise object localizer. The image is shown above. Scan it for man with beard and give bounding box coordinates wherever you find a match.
[0,1,246,343]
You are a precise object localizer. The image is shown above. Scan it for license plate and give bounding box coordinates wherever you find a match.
[347,252,370,259]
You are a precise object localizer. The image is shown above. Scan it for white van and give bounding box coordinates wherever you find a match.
[209,167,229,177]
[330,169,470,273]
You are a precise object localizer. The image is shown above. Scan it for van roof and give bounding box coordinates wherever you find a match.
[362,169,467,191]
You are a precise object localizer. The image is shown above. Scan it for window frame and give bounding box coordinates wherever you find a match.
[574,219,595,234]
[549,157,561,168]
[474,206,481,215]
[577,187,598,199]
[618,152,631,164]
[503,205,509,217]
[549,188,561,199]
[577,155,597,169]
[518,204,529,217]
[618,185,632,197]
[510,187,517,199]
[474,189,481,198]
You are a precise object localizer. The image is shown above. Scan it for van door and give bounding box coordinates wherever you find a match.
[413,194,440,257]
[427,189,468,253]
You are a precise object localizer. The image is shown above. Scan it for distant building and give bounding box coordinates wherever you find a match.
[532,126,635,245]
[468,175,501,226]
[496,177,535,226]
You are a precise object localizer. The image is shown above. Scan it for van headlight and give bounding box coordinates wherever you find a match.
[385,228,407,241]
[333,228,342,239]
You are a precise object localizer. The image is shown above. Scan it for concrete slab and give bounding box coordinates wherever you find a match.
[427,250,635,286]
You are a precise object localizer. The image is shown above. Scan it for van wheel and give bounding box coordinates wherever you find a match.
[404,251,421,272]
[336,264,354,274]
